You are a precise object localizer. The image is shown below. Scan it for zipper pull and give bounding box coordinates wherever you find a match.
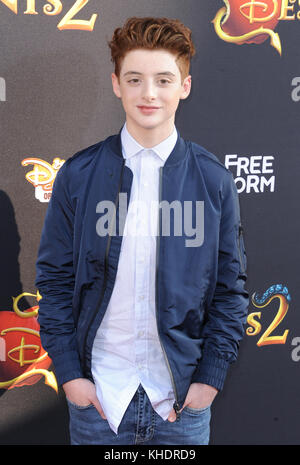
[173,401,181,421]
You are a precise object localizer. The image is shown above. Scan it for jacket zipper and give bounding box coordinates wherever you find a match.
[83,159,125,376]
[155,166,181,420]
[237,224,246,274]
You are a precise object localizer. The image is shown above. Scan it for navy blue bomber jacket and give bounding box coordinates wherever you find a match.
[35,131,249,415]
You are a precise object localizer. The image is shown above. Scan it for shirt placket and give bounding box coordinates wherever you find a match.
[134,149,153,375]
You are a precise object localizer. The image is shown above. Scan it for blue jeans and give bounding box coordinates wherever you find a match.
[67,384,211,445]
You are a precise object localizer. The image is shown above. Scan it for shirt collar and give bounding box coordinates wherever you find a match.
[121,123,178,163]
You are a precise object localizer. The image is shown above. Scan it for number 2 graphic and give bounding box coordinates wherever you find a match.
[246,284,291,346]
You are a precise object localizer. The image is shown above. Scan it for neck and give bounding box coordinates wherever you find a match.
[125,118,175,148]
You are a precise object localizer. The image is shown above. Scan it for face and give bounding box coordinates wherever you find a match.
[111,49,191,141]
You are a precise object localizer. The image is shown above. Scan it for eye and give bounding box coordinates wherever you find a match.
[127,78,140,84]
[158,79,171,85]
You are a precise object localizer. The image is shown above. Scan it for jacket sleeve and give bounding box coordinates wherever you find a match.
[35,160,84,386]
[191,170,249,391]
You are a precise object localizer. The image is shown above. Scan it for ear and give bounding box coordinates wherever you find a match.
[180,75,192,100]
[111,73,121,98]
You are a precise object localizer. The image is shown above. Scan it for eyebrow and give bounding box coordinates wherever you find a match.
[123,71,176,77]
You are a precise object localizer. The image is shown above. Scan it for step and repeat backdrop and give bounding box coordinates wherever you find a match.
[0,0,300,445]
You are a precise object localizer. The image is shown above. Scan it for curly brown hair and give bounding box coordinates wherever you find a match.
[108,17,196,80]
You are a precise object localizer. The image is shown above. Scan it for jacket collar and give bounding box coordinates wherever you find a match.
[107,127,188,167]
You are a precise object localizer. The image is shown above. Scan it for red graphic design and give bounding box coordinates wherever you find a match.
[213,0,283,55]
[0,292,57,391]
[222,0,281,44]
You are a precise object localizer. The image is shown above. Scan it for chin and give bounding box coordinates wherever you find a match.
[135,120,162,131]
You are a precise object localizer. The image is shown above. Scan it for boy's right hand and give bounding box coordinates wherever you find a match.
[63,378,107,420]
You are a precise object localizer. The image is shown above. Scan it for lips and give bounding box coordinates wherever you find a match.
[137,105,161,114]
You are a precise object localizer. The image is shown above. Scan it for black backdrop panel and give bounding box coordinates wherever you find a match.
[0,0,299,445]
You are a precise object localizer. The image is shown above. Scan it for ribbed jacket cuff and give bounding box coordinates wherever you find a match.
[191,353,230,391]
[50,349,84,386]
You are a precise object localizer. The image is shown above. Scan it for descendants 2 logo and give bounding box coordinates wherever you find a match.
[247,284,291,346]
[0,0,98,31]
[213,0,300,55]
[0,292,57,392]
[246,284,300,365]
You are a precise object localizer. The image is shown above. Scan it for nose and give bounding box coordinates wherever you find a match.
[142,80,157,102]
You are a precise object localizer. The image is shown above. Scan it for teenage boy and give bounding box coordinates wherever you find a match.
[35,17,249,445]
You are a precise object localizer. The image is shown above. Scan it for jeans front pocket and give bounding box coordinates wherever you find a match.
[183,404,211,415]
[66,397,94,410]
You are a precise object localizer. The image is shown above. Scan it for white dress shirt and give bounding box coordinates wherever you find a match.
[91,123,177,435]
